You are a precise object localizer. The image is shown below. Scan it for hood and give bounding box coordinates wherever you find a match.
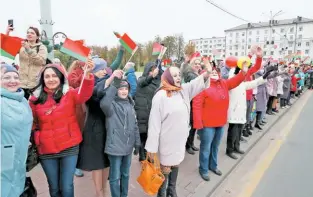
[143,62,156,77]
[1,87,25,102]
[32,64,70,98]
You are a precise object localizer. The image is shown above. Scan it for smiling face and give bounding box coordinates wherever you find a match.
[43,68,61,91]
[1,72,20,92]
[118,87,129,99]
[169,67,181,87]
[210,69,219,80]
[192,59,201,73]
[26,28,39,43]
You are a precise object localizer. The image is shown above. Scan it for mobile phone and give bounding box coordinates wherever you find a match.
[8,19,13,28]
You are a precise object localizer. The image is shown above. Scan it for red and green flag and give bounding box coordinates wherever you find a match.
[152,42,163,56]
[60,38,91,62]
[0,33,23,60]
[119,33,138,55]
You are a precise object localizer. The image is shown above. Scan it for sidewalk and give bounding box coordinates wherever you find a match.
[29,96,301,197]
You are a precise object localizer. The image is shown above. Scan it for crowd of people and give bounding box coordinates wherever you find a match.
[1,25,312,197]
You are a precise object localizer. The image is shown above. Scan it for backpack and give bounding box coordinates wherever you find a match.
[36,45,52,65]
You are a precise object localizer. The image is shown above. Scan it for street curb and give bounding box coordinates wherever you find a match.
[206,91,307,197]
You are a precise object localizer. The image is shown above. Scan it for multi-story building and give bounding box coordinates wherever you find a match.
[189,37,226,59]
[224,16,313,59]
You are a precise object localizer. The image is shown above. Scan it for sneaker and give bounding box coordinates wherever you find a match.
[75,169,84,177]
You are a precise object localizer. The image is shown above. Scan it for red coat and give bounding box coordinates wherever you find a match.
[290,75,300,92]
[30,65,94,155]
[193,72,245,129]
[245,57,262,100]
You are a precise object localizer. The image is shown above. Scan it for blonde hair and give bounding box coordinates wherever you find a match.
[67,60,80,74]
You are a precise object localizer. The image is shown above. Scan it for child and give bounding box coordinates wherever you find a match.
[100,70,141,197]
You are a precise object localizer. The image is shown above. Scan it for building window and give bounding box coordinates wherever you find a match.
[203,50,208,53]
[242,46,245,50]
[236,32,239,37]
[205,41,208,43]
[264,37,268,41]
[235,52,238,56]
[242,39,245,43]
[306,42,310,47]
[256,37,259,42]
[272,29,276,33]
[263,51,267,56]
[288,42,293,47]
[248,45,251,49]
[265,30,268,34]
[209,50,212,53]
[196,41,199,44]
[210,45,212,48]
[299,26,303,31]
[290,27,294,33]
[290,35,293,40]
[241,52,245,56]
[218,40,221,43]
[280,28,284,33]
[229,40,232,44]
[298,35,303,39]
[204,45,208,48]
[230,33,233,37]
[242,32,245,36]
[305,50,309,55]
[257,30,259,35]
[288,50,293,54]
[210,40,212,43]
[249,31,252,35]
[229,46,232,50]
[248,38,252,43]
[297,50,301,54]
[298,42,301,47]
[270,51,274,55]
[214,40,216,43]
[235,46,238,50]
[264,44,267,48]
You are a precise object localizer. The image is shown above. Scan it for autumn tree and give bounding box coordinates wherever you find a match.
[184,42,196,56]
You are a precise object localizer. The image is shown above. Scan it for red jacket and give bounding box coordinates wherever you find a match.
[30,65,94,155]
[291,75,300,92]
[193,72,245,129]
[246,57,262,100]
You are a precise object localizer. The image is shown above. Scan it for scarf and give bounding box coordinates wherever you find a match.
[159,68,181,97]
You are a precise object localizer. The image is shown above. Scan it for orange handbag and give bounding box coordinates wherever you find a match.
[137,153,165,196]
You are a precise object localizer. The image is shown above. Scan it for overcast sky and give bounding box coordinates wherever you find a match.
[1,0,313,48]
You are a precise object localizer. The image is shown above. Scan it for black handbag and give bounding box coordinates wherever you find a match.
[20,177,37,197]
[26,132,39,172]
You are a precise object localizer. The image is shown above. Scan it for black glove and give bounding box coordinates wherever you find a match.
[263,66,276,79]
[133,147,140,155]
[234,66,241,75]
[112,77,121,88]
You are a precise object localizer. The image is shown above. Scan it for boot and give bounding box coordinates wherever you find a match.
[255,122,263,130]
[157,174,168,197]
[167,167,179,197]
[243,124,249,137]
[139,146,146,162]
[255,112,263,130]
[249,122,254,131]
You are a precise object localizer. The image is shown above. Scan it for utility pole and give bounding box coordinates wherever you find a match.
[39,0,54,59]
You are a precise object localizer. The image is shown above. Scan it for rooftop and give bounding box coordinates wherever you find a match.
[225,16,313,32]
[190,36,225,41]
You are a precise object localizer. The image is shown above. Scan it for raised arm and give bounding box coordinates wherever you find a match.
[225,71,245,90]
[110,47,125,71]
[126,72,137,97]
[244,77,266,90]
[24,44,47,66]
[99,83,118,117]
[73,73,95,104]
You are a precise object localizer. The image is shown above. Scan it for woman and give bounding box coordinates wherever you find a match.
[134,61,162,161]
[7,26,48,99]
[1,63,33,197]
[145,61,212,197]
[192,64,248,181]
[72,50,124,197]
[281,66,291,108]
[29,61,94,197]
[100,70,141,197]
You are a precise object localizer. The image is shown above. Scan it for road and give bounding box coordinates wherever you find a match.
[251,93,313,197]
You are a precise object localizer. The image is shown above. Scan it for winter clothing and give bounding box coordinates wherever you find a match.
[19,42,48,89]
[92,56,107,73]
[245,56,262,100]
[193,72,245,128]
[1,63,18,74]
[100,81,141,156]
[277,75,284,95]
[125,67,137,97]
[228,68,266,124]
[145,75,209,166]
[29,64,94,155]
[1,88,32,197]
[255,70,268,112]
[281,73,291,99]
[221,65,230,79]
[291,75,300,92]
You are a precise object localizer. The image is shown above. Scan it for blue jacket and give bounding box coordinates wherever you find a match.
[125,67,137,97]
[1,88,33,197]
[296,71,305,87]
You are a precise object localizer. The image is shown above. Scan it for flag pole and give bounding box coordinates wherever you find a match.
[78,56,90,94]
[123,47,138,72]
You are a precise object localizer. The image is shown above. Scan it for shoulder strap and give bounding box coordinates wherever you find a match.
[36,45,40,54]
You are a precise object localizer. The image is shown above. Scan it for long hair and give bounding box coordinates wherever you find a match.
[28,26,40,43]
[30,67,65,105]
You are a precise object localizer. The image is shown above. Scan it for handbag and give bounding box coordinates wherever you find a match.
[137,153,165,196]
[20,177,37,197]
[26,132,39,172]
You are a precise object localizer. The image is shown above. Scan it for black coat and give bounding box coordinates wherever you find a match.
[134,62,162,134]
[77,78,110,170]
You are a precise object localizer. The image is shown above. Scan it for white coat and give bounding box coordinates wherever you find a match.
[227,68,266,124]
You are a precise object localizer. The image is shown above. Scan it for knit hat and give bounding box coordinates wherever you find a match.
[1,63,18,75]
[92,56,107,73]
[116,79,130,90]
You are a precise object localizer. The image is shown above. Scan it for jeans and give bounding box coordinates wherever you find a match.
[108,154,132,197]
[40,155,78,197]
[198,127,224,175]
